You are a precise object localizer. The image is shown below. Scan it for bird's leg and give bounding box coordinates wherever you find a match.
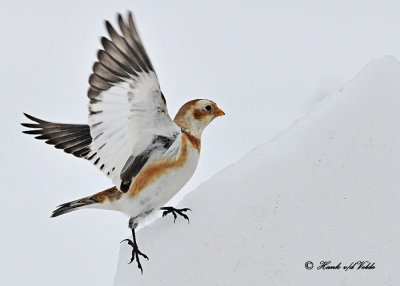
[120,218,149,274]
[160,206,191,223]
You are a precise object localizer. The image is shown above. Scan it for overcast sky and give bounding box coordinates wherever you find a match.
[2,0,400,285]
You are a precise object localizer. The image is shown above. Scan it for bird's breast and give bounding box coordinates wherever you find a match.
[127,134,199,198]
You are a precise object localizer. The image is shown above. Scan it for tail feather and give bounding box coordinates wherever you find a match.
[51,198,96,217]
[51,186,121,217]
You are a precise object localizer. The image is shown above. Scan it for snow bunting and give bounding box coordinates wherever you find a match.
[22,12,224,273]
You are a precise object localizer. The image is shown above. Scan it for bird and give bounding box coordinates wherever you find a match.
[21,11,224,273]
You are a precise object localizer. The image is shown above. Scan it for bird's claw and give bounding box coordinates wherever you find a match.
[120,238,149,274]
[160,206,191,223]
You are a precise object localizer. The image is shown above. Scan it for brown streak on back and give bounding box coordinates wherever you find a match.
[127,135,190,198]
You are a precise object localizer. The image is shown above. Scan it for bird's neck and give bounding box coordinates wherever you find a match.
[174,116,204,138]
[181,129,201,152]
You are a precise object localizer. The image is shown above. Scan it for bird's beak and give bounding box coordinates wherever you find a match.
[215,107,225,117]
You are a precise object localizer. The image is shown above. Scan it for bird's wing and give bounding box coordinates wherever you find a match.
[86,12,181,191]
[22,112,179,193]
[22,113,92,158]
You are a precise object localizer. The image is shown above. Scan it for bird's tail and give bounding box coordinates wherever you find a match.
[51,186,122,217]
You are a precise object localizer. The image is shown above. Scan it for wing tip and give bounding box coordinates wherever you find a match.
[105,20,115,37]
[127,11,134,21]
[22,112,43,123]
[100,36,109,47]
[117,13,124,25]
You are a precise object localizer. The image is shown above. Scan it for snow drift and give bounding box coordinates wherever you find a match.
[115,56,400,285]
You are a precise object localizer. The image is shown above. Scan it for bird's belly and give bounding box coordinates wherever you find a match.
[120,149,199,217]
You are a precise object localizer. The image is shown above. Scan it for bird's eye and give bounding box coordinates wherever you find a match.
[205,105,212,111]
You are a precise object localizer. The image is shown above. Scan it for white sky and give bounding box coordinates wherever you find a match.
[2,0,400,285]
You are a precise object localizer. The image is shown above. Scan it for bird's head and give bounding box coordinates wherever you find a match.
[174,99,225,138]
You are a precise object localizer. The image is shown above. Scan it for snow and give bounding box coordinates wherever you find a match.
[114,56,400,285]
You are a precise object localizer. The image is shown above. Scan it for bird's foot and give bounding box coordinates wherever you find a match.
[160,206,191,223]
[120,238,149,274]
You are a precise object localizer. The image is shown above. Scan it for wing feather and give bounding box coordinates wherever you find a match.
[87,12,181,190]
[22,13,181,191]
[22,113,92,158]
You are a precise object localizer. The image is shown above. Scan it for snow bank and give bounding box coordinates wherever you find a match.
[115,56,400,285]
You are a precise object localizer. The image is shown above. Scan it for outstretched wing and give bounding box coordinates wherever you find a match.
[22,113,92,158]
[85,12,181,191]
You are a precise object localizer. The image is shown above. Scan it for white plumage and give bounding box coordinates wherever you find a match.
[87,71,181,188]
